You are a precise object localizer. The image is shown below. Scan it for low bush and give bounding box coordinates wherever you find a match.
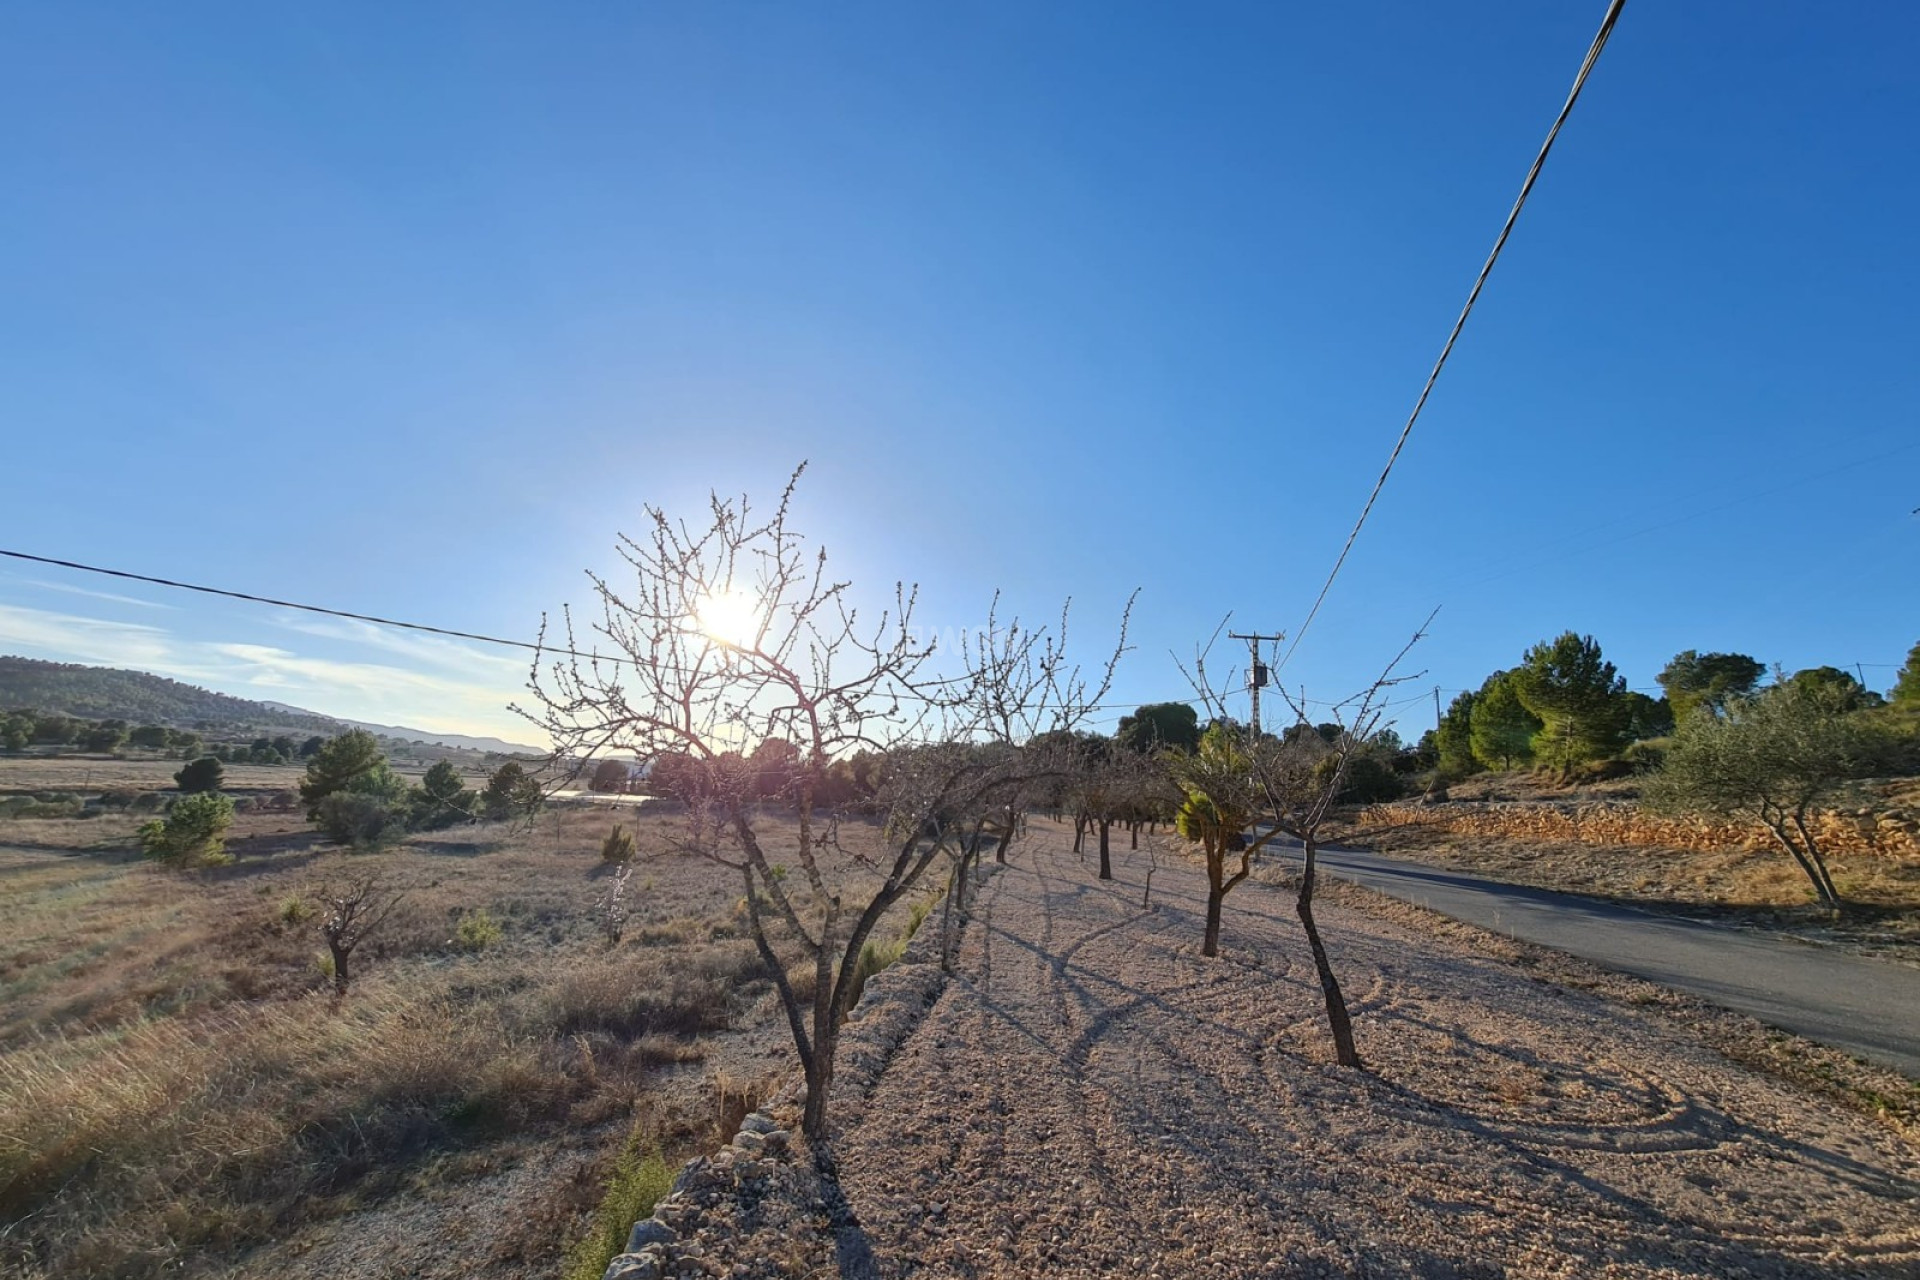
[454,907,504,951]
[1561,758,1635,784]
[138,793,235,868]
[563,1135,673,1280]
[10,802,83,821]
[547,954,742,1039]
[174,757,225,795]
[1318,753,1405,805]
[1622,738,1668,773]
[2,796,84,820]
[313,793,407,850]
[601,824,636,864]
[846,935,907,1009]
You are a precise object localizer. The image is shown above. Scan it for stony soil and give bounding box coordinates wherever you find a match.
[829,825,1920,1279]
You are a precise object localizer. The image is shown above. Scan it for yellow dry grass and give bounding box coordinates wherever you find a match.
[0,801,885,1280]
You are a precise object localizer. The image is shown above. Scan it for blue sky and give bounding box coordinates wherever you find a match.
[2,2,1915,746]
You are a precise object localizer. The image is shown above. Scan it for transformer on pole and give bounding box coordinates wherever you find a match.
[1228,630,1284,746]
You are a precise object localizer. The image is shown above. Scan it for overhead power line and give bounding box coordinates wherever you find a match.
[0,546,1268,720]
[1,548,553,656]
[2,546,1450,727]
[1274,0,1629,676]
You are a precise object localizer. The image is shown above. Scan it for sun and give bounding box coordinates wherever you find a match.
[696,587,763,649]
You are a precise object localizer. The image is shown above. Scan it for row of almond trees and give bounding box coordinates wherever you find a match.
[519,467,1408,1140]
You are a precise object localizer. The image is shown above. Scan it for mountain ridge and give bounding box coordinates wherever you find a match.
[0,656,542,754]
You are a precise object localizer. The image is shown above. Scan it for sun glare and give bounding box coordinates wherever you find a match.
[696,587,763,649]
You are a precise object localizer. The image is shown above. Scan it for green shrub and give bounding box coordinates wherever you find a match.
[601,824,636,864]
[139,792,235,868]
[1315,753,1405,804]
[5,790,85,821]
[299,730,404,818]
[96,789,140,809]
[846,935,906,1010]
[905,895,936,939]
[1621,738,1669,773]
[409,761,477,830]
[174,756,225,794]
[314,792,407,850]
[1564,758,1635,784]
[480,761,544,822]
[454,908,503,952]
[130,791,167,813]
[563,1138,673,1280]
[278,894,313,925]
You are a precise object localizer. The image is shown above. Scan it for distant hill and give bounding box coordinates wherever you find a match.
[0,656,342,731]
[258,703,542,756]
[0,656,542,754]
[348,722,542,756]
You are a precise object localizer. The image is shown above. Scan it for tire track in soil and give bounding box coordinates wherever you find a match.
[831,825,1920,1279]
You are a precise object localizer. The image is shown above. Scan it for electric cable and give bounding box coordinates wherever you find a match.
[1274,0,1629,676]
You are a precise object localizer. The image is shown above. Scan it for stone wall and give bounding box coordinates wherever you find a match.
[1359,799,1920,860]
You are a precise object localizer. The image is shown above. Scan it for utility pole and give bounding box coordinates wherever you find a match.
[1433,685,1442,735]
[1228,631,1284,746]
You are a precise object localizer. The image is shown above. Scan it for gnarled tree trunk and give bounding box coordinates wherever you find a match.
[1295,837,1359,1067]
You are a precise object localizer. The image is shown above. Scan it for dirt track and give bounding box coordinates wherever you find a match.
[830,826,1920,1279]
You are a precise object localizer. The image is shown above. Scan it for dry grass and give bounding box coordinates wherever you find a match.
[0,756,343,796]
[0,795,913,1280]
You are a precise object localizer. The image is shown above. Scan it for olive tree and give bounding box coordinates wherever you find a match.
[518,467,1129,1139]
[1644,681,1891,910]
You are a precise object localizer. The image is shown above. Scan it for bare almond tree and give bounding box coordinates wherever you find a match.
[316,872,404,998]
[1183,615,1430,1066]
[518,467,1129,1138]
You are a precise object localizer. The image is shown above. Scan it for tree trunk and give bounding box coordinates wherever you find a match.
[1764,819,1840,909]
[943,844,979,973]
[1073,813,1087,855]
[1202,886,1224,957]
[1130,821,1139,850]
[1098,818,1112,880]
[1295,838,1360,1067]
[801,1038,834,1139]
[329,942,349,997]
[1789,810,1843,907]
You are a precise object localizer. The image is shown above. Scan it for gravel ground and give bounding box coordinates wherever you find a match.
[831,826,1920,1279]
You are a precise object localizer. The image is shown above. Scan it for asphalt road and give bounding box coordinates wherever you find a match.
[1273,840,1920,1081]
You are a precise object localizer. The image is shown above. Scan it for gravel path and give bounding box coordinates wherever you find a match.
[832,828,1920,1279]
